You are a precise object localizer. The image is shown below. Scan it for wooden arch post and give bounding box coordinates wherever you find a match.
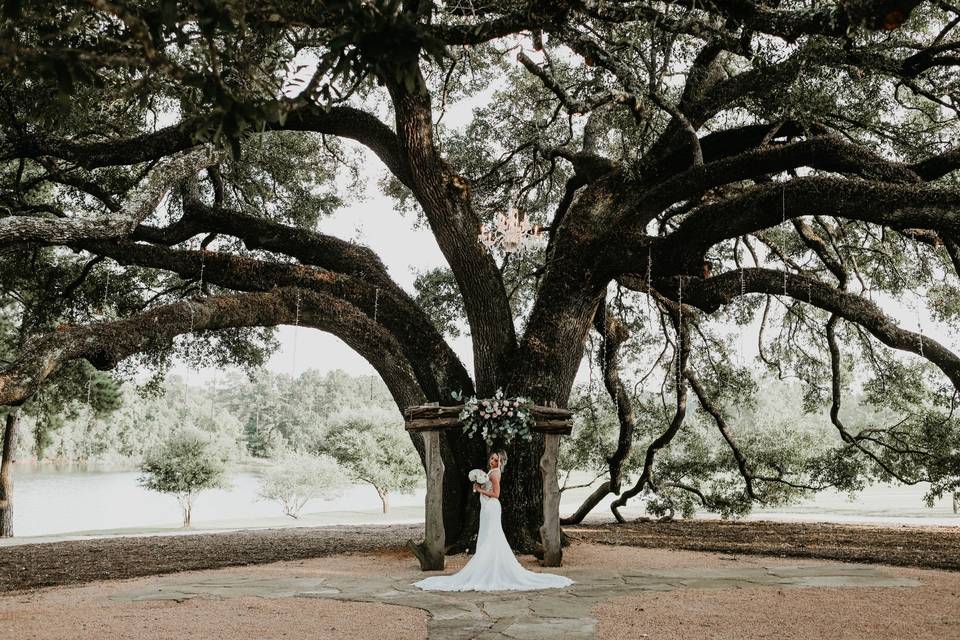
[531,403,573,567]
[404,403,573,570]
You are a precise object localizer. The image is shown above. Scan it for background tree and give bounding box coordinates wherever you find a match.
[323,410,421,514]
[0,409,16,537]
[1,0,960,552]
[0,242,120,533]
[138,428,229,527]
[258,450,343,519]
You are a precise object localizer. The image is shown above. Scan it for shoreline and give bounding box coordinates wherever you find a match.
[2,507,957,549]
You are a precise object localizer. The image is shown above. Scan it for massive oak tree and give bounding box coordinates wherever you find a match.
[2,0,960,550]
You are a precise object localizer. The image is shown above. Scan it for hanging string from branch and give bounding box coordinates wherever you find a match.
[739,265,746,366]
[677,276,684,387]
[646,247,653,325]
[917,308,925,358]
[291,288,301,377]
[913,234,924,358]
[100,268,110,317]
[199,246,206,295]
[371,287,380,401]
[781,183,788,297]
[913,236,925,358]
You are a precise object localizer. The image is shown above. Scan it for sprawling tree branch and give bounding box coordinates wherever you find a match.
[650,177,960,273]
[385,66,516,393]
[72,239,471,402]
[0,147,221,247]
[0,288,425,409]
[685,369,760,500]
[561,301,638,524]
[610,314,692,522]
[676,268,960,391]
[4,105,412,186]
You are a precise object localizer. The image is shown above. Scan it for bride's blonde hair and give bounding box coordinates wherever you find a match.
[494,450,507,471]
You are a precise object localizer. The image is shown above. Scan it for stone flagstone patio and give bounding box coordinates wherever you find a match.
[110,561,920,639]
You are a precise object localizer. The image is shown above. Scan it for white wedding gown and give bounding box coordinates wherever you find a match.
[413,469,573,592]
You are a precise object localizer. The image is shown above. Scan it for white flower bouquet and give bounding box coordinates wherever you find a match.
[468,469,489,485]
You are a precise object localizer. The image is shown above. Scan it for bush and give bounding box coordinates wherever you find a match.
[321,409,420,513]
[258,451,343,518]
[138,429,229,527]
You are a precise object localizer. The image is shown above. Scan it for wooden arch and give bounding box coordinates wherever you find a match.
[404,403,574,570]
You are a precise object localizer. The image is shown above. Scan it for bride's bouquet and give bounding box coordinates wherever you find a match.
[468,469,489,485]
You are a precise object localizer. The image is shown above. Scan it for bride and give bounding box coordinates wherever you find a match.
[413,451,573,592]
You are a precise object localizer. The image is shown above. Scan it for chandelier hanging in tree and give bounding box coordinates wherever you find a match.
[478,205,546,255]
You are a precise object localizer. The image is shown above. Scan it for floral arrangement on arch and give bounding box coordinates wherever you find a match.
[455,388,535,446]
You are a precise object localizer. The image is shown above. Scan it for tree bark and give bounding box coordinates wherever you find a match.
[0,412,18,537]
[0,288,427,410]
[386,71,517,396]
[180,495,193,528]
[499,433,547,553]
[0,147,222,248]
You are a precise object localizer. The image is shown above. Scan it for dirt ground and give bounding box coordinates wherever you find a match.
[581,543,958,639]
[568,520,960,571]
[594,563,959,640]
[0,541,956,640]
[1,520,959,593]
[0,524,422,592]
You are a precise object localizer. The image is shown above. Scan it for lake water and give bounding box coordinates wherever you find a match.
[4,463,959,541]
[7,463,426,538]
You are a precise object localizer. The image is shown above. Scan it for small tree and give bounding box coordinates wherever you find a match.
[139,429,228,527]
[323,410,420,513]
[258,451,343,518]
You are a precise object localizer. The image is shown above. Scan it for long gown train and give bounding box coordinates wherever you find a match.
[413,471,573,592]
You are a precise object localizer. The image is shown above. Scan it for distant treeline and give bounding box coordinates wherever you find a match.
[13,369,397,464]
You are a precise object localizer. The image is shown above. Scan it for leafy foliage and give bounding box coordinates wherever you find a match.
[320,408,420,513]
[258,450,343,519]
[138,428,229,526]
[565,370,959,520]
[413,268,465,338]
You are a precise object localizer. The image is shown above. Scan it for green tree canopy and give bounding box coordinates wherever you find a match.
[322,409,421,513]
[139,428,229,527]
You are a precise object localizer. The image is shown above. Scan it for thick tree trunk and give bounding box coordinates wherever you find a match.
[439,428,485,550]
[0,412,17,537]
[499,434,547,553]
[496,286,605,550]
